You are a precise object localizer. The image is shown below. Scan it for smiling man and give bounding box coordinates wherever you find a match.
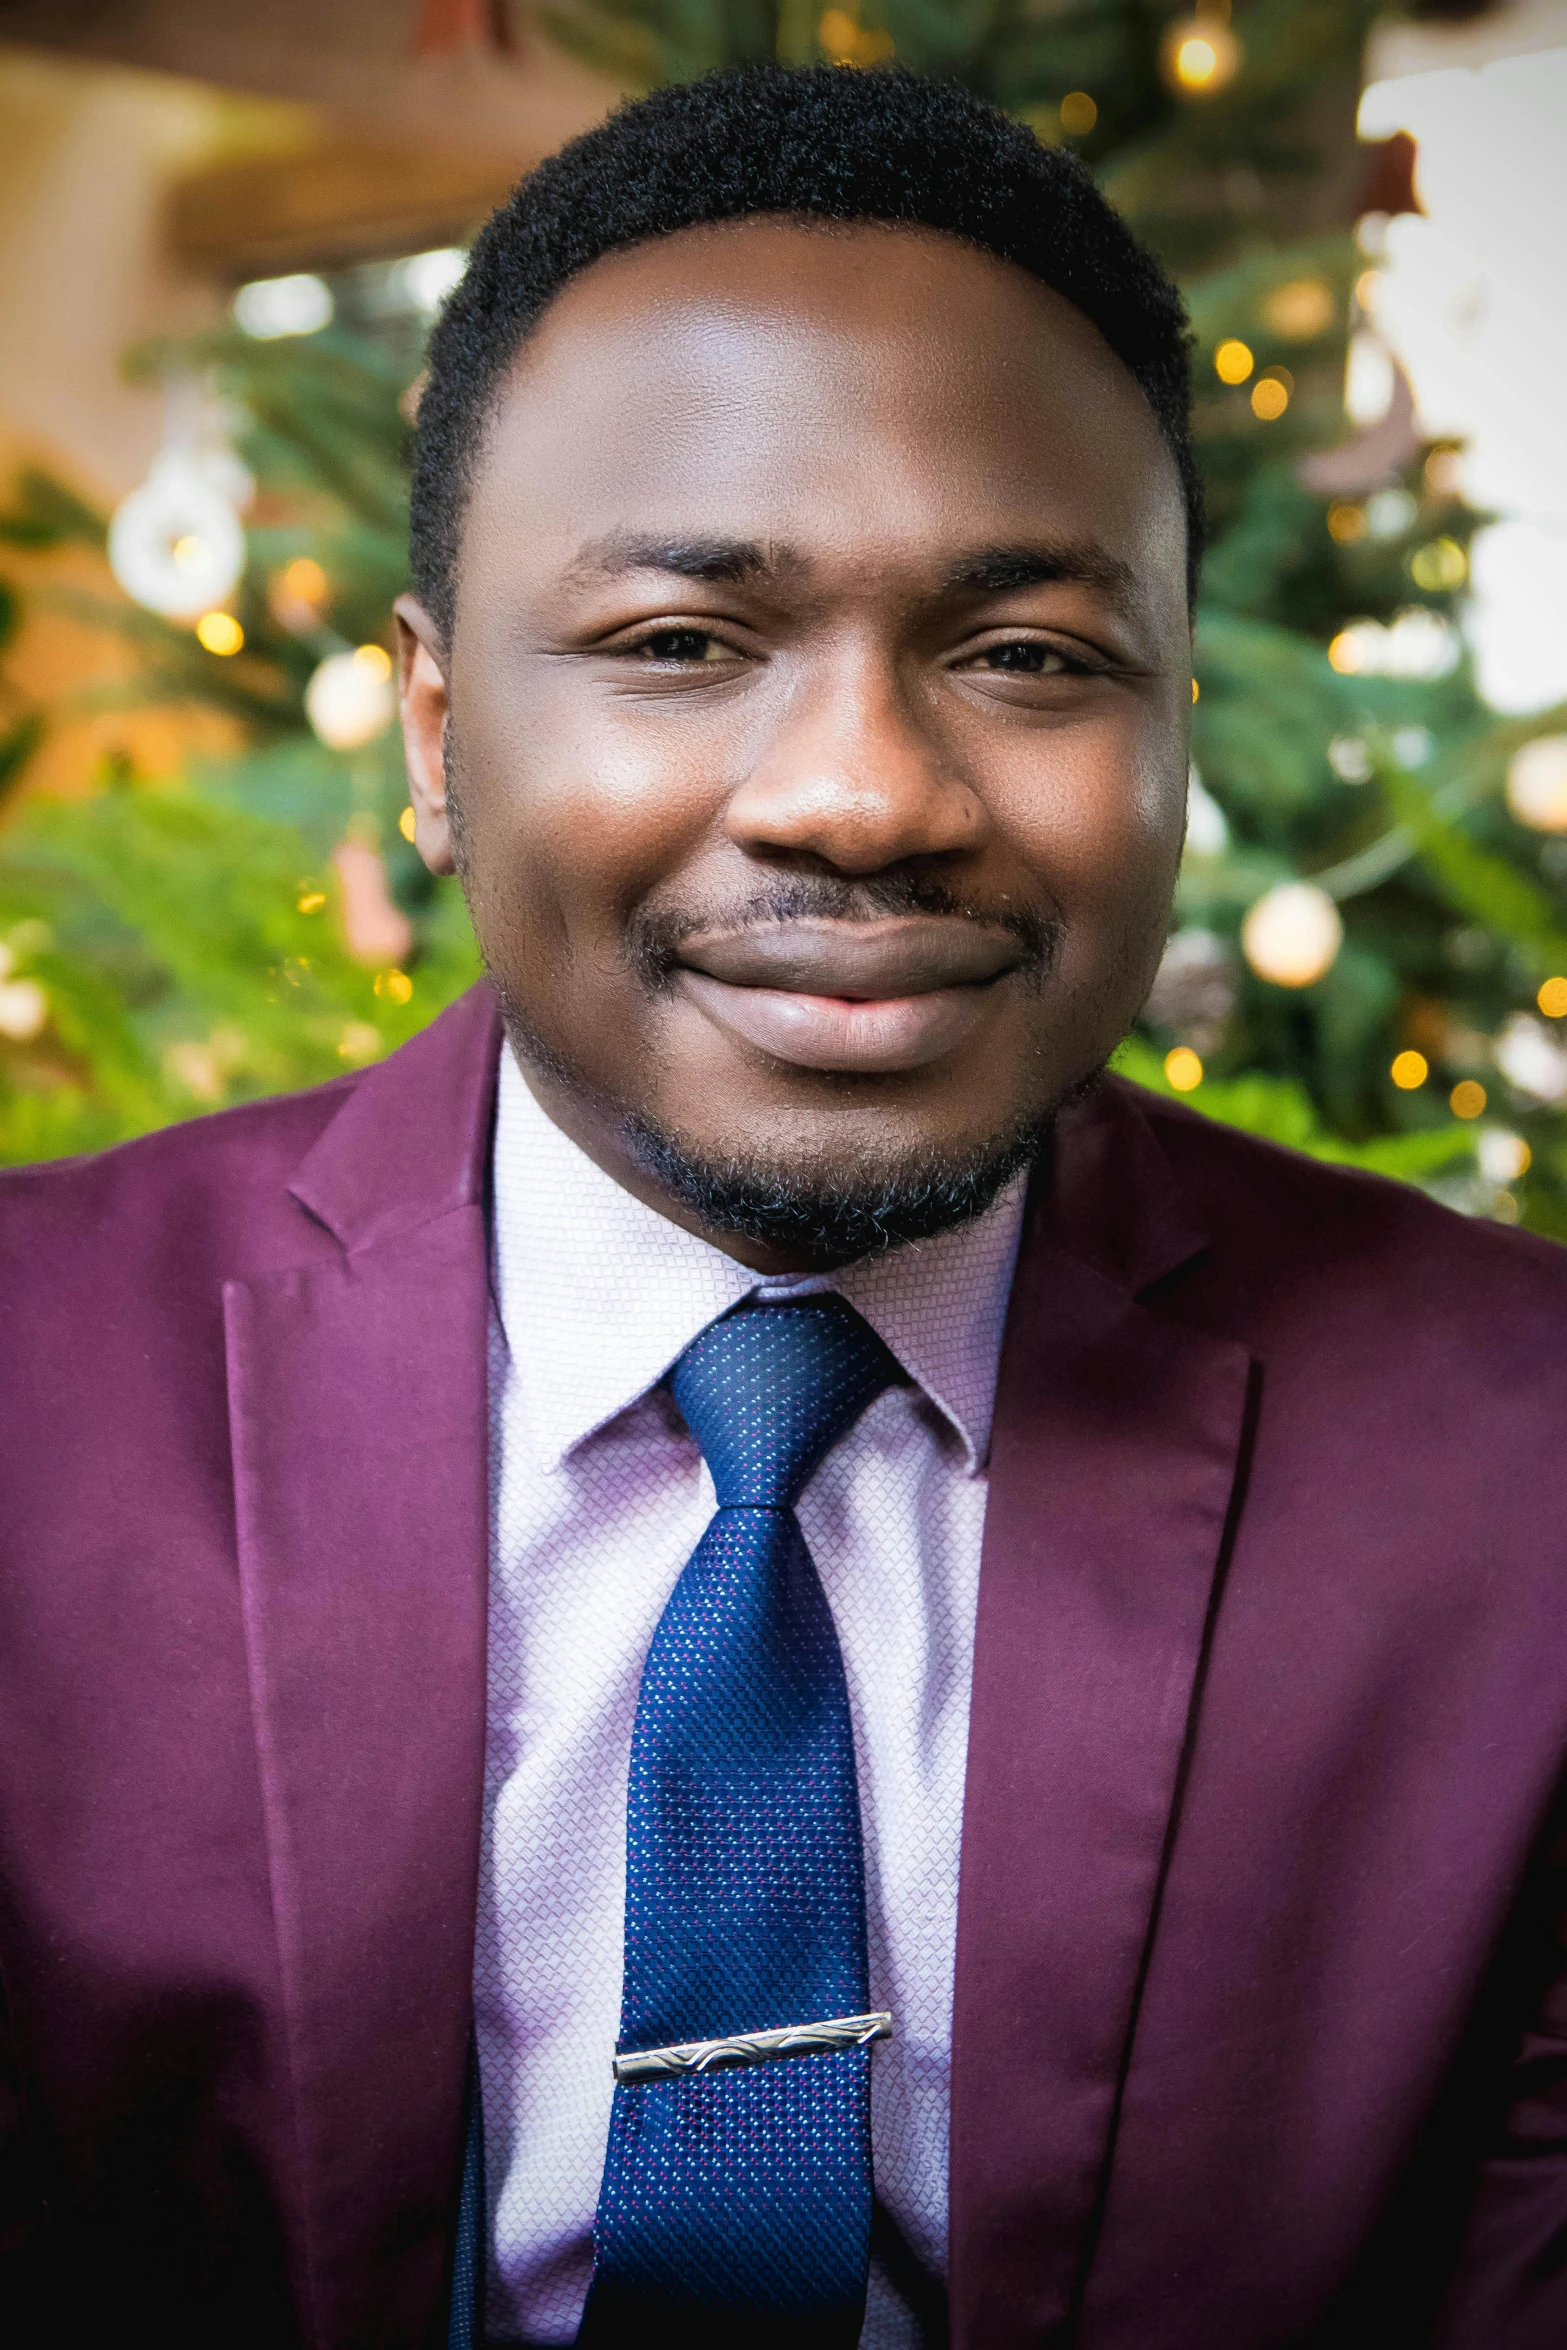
[6,64,1567,2350]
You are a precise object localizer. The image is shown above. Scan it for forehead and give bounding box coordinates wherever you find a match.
[463,217,1186,605]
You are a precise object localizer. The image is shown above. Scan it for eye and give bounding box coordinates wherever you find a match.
[626,628,732,664]
[963,639,1073,675]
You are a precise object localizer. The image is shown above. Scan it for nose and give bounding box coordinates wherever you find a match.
[723,643,984,874]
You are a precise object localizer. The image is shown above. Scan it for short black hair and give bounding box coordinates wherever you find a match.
[412,64,1200,635]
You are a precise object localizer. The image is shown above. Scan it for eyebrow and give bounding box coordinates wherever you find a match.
[565,530,1141,611]
[940,541,1141,611]
[566,534,788,585]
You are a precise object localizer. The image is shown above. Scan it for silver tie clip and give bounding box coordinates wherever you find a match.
[612,2009,893,2084]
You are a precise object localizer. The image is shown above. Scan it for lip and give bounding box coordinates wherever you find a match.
[677,973,995,1072]
[673,917,1022,1074]
[678,915,1021,998]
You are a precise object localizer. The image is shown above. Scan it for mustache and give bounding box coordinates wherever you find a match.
[626,873,1060,992]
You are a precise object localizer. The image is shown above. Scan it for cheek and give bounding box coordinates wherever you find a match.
[452,666,718,957]
[988,715,1187,920]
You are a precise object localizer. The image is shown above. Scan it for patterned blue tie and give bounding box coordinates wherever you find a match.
[579,1297,900,2345]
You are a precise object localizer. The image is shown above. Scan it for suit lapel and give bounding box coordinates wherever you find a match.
[949,1083,1255,2349]
[226,988,501,2350]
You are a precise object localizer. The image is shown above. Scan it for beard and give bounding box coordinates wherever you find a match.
[617,1096,1053,1261]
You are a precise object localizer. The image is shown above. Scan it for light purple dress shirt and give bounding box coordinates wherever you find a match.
[476,1046,1024,2344]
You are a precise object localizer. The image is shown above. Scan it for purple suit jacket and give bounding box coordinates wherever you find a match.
[5,982,1567,2348]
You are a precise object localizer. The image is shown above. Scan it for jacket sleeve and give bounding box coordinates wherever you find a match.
[1434,1812,1567,2347]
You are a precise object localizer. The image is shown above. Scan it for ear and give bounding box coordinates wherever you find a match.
[394,595,457,877]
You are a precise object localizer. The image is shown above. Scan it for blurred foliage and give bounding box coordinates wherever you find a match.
[0,335,481,1163]
[2,0,1566,1241]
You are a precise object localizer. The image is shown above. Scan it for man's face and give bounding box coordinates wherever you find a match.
[398,218,1191,1268]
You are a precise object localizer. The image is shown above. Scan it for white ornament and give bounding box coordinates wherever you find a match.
[1241,882,1343,988]
[0,977,48,1041]
[305,646,396,751]
[1495,1013,1567,1105]
[1506,735,1567,833]
[1184,765,1230,857]
[108,449,245,621]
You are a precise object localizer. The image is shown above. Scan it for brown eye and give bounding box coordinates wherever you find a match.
[977,641,1064,673]
[636,630,727,663]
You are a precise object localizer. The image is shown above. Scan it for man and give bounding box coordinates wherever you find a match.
[3,60,1567,2350]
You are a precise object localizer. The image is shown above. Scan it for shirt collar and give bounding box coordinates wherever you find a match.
[490,1045,1025,1478]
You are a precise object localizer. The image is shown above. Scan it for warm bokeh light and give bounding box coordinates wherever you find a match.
[1058,90,1097,134]
[337,1020,381,1064]
[1409,536,1467,592]
[374,968,415,1005]
[1538,976,1567,1018]
[1191,677,1200,703]
[1328,630,1362,674]
[1251,374,1290,421]
[1262,278,1334,339]
[1164,1046,1204,1091]
[1214,338,1253,384]
[295,888,326,914]
[1390,1050,1428,1090]
[1450,1079,1487,1119]
[816,10,894,66]
[195,611,244,656]
[1327,501,1366,544]
[280,556,328,606]
[353,643,393,679]
[1506,736,1567,831]
[172,534,208,572]
[1163,17,1240,94]
[399,805,419,842]
[1241,882,1343,987]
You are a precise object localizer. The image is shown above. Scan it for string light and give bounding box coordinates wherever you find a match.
[1058,90,1097,134]
[1390,1050,1428,1090]
[1327,501,1366,544]
[1162,9,1241,95]
[1214,338,1253,384]
[1251,370,1291,420]
[1164,1046,1204,1091]
[1450,1079,1487,1119]
[374,968,415,1005]
[399,805,419,842]
[195,611,243,656]
[1538,976,1567,1017]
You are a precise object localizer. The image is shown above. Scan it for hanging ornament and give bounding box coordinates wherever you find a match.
[1505,735,1567,832]
[304,645,396,751]
[108,450,245,621]
[1161,3,1240,96]
[108,376,250,622]
[333,834,415,968]
[1242,883,1343,988]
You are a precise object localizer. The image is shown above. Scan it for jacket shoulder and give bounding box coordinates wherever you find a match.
[0,1072,361,1279]
[1111,1075,1567,1321]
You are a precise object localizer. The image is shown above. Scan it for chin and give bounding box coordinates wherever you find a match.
[618,1099,1056,1264]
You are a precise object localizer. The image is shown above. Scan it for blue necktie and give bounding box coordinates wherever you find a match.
[579,1296,900,2345]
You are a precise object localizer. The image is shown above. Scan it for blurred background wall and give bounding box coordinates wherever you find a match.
[0,0,1564,1230]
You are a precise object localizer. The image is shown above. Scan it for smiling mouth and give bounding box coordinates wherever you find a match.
[673,915,1028,1074]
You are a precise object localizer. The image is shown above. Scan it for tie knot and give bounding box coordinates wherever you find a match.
[670,1297,900,1509]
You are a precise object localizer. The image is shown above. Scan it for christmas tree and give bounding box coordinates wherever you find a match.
[0,332,481,1162]
[4,1,1566,1238]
